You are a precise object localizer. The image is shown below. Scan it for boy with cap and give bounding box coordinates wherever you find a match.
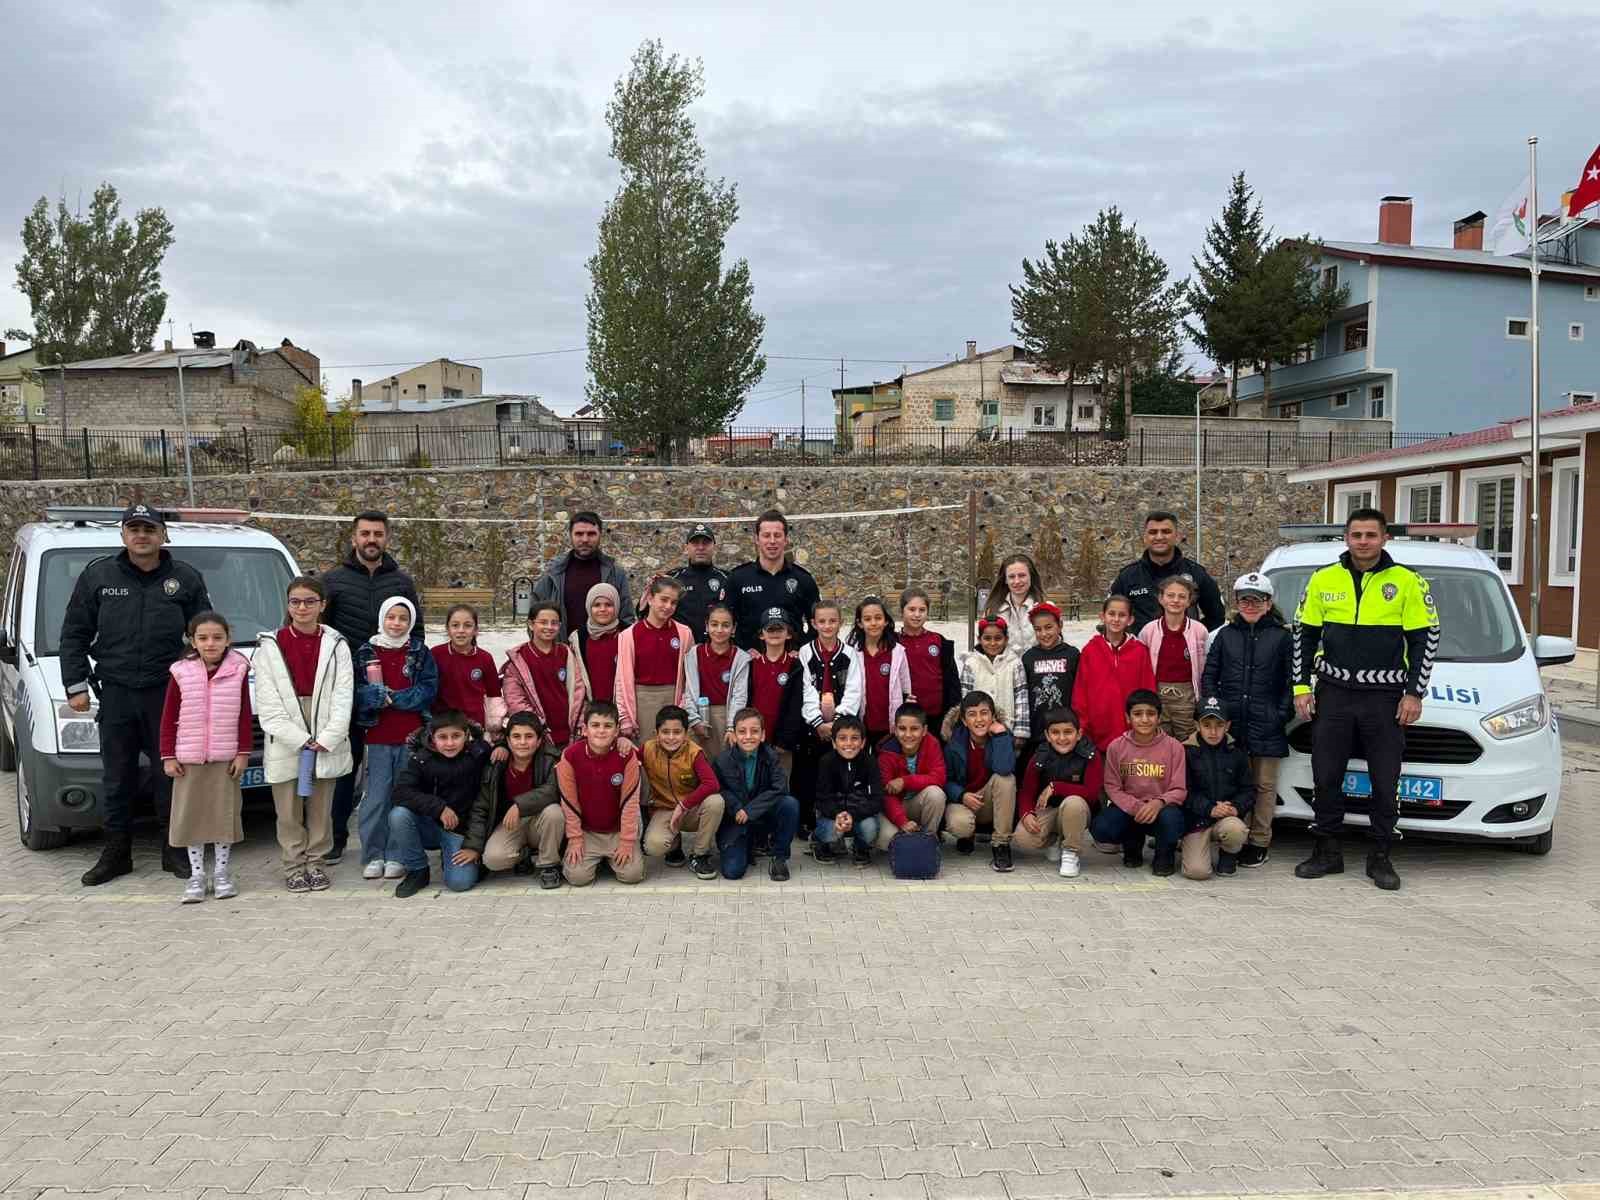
[661,522,730,641]
[1179,696,1255,880]
[747,606,803,778]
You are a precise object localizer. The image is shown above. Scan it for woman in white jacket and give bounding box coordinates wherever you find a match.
[253,576,355,892]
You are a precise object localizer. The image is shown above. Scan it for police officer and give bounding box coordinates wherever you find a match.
[59,503,212,886]
[1291,507,1439,892]
[728,509,820,649]
[657,522,730,642]
[1110,510,1226,633]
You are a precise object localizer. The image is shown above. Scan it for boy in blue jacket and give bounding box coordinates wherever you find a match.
[942,690,1018,873]
[712,707,801,881]
[1180,696,1255,880]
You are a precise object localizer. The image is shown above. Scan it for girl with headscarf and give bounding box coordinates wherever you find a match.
[568,582,623,706]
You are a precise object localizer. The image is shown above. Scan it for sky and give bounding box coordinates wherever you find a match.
[3,0,1598,423]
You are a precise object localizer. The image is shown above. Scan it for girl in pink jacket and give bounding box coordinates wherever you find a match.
[1136,575,1209,741]
[159,611,253,903]
[616,577,694,741]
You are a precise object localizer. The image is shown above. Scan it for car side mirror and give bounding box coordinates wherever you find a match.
[1533,635,1576,668]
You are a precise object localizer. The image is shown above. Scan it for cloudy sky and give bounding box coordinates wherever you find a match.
[4,1,1597,422]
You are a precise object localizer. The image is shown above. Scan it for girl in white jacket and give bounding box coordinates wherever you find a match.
[253,576,355,893]
[951,616,1030,740]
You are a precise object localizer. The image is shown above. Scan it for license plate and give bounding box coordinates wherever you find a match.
[240,766,266,789]
[1343,771,1442,801]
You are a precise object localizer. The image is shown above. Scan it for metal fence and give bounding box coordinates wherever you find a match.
[0,421,1447,481]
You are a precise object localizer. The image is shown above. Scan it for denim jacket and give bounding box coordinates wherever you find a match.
[352,635,439,729]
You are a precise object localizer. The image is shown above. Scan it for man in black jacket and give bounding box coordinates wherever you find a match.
[59,503,212,885]
[659,522,730,641]
[320,510,423,861]
[1110,511,1226,633]
[728,510,819,649]
[529,510,634,640]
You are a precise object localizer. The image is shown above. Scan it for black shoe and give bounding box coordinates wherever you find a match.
[813,840,836,864]
[1122,844,1144,868]
[690,854,717,880]
[394,867,430,898]
[752,837,770,860]
[1151,847,1177,877]
[1366,849,1402,891]
[852,843,872,868]
[161,844,191,879]
[513,848,536,876]
[1236,844,1269,868]
[1215,851,1239,876]
[81,838,133,887]
[539,864,562,890]
[955,837,976,855]
[324,839,346,865]
[991,843,1013,873]
[769,857,790,882]
[664,843,687,867]
[1295,835,1346,879]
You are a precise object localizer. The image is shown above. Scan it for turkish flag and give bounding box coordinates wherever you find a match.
[1570,143,1600,217]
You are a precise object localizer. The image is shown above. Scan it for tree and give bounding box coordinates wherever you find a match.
[1186,172,1268,401]
[1010,233,1104,411]
[1241,238,1349,407]
[285,385,356,460]
[6,183,174,365]
[1071,528,1104,602]
[1033,513,1066,590]
[585,40,766,462]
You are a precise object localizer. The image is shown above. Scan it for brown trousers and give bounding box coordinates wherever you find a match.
[1180,815,1249,880]
[564,829,647,887]
[1012,794,1092,855]
[483,804,565,871]
[1248,755,1280,848]
[643,794,727,857]
[943,774,1017,845]
[1158,683,1197,742]
[873,785,946,849]
[272,777,333,878]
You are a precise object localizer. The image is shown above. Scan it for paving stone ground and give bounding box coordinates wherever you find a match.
[0,738,1597,1200]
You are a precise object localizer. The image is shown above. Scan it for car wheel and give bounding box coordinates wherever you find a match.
[0,713,16,773]
[16,752,69,851]
[1517,827,1554,856]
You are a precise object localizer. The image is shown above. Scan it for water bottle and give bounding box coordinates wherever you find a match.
[297,746,317,798]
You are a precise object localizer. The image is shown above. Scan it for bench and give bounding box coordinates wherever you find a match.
[420,586,498,623]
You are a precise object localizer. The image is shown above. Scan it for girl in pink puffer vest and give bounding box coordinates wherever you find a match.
[160,611,254,904]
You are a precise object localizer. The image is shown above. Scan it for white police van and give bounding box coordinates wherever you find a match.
[1264,524,1574,854]
[0,507,300,849]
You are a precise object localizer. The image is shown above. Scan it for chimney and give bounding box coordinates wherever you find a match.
[351,378,363,408]
[163,338,173,352]
[965,340,978,360]
[1453,210,1486,251]
[1378,196,1413,246]
[193,330,216,350]
[0,341,6,357]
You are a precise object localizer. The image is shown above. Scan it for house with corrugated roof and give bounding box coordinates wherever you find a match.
[1236,197,1600,433]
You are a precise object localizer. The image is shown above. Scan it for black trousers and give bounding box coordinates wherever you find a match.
[97,683,172,837]
[331,711,367,847]
[1310,684,1405,842]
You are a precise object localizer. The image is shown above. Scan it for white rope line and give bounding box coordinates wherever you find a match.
[245,503,965,527]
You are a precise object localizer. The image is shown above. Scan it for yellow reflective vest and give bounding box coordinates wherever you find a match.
[1292,551,1439,697]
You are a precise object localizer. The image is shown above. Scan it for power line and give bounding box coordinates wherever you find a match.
[322,346,952,371]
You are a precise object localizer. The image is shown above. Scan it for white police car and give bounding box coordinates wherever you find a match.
[0,507,300,849]
[1264,524,1574,854]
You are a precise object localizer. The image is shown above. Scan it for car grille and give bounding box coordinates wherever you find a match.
[1293,787,1469,821]
[1287,722,1481,764]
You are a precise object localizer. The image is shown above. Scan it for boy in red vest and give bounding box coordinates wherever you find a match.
[557,701,646,886]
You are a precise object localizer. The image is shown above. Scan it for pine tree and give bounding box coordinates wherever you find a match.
[1241,238,1349,408]
[1186,172,1267,402]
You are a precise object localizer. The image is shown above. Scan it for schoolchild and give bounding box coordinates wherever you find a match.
[567,583,623,705]
[1020,601,1079,755]
[874,702,947,848]
[685,602,747,750]
[502,601,587,749]
[431,603,504,736]
[1093,689,1187,876]
[1199,572,1294,866]
[473,710,565,890]
[953,616,1027,739]
[253,575,354,892]
[1180,696,1255,881]
[641,705,725,880]
[557,701,646,886]
[353,596,438,881]
[942,690,1018,873]
[848,595,910,746]
[1013,708,1102,878]
[713,707,801,881]
[746,607,803,777]
[896,587,961,730]
[617,576,695,742]
[1072,594,1157,753]
[160,611,252,903]
[812,715,884,866]
[388,709,494,897]
[1136,574,1208,741]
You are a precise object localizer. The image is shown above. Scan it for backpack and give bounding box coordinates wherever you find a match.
[888,829,942,880]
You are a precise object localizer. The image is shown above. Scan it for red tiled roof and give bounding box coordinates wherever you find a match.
[1326,400,1599,468]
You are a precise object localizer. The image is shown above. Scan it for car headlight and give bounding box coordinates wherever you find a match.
[1480,694,1548,740]
[55,702,101,753]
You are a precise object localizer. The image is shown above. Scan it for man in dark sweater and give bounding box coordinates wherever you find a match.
[529,511,635,641]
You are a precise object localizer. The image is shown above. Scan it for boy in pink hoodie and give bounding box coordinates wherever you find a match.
[1091,689,1187,876]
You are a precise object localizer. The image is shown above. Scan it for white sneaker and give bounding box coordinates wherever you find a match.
[1045,843,1062,862]
[181,876,206,903]
[213,871,237,900]
[383,861,405,879]
[363,860,384,880]
[1059,850,1081,878]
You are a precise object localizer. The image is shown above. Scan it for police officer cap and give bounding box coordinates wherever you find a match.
[121,503,165,528]
[1196,695,1229,723]
[1232,571,1273,598]
[761,606,793,630]
[686,522,717,542]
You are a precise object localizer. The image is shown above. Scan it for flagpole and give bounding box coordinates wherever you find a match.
[1527,135,1543,644]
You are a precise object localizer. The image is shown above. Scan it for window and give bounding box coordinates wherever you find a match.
[1279,402,1301,419]
[1332,481,1379,523]
[1507,318,1530,339]
[1571,323,1585,342]
[979,398,999,426]
[1397,472,1450,524]
[1032,404,1056,427]
[933,397,955,422]
[1332,391,1350,410]
[1343,320,1368,352]
[417,384,427,401]
[1572,391,1597,405]
[444,386,463,398]
[1550,459,1581,585]
[1461,467,1522,581]
[1369,384,1386,419]
[1077,404,1095,421]
[1322,265,1339,290]
[1586,285,1599,301]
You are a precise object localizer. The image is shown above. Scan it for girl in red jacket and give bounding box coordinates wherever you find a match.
[1071,594,1156,752]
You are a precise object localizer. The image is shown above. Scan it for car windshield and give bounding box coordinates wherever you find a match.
[34,546,294,655]
[1267,562,1522,663]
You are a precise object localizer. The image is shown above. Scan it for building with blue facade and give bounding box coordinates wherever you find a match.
[1236,197,1600,434]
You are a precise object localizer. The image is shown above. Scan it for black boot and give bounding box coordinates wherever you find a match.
[1151,846,1176,877]
[161,844,192,879]
[1366,845,1401,891]
[1122,832,1145,868]
[1294,835,1345,878]
[1215,850,1239,876]
[81,836,133,887]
